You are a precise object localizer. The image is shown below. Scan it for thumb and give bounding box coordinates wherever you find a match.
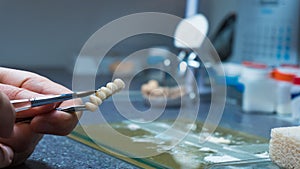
[0,92,15,138]
[0,143,13,168]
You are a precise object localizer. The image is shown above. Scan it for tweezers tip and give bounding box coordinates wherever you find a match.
[56,105,87,113]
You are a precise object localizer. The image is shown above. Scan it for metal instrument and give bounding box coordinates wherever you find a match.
[11,90,96,113]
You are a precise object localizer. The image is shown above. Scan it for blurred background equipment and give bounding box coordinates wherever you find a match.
[0,0,241,72]
[0,0,186,70]
[210,13,236,61]
[230,0,300,66]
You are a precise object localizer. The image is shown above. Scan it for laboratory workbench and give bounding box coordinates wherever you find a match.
[9,68,296,169]
[11,135,139,169]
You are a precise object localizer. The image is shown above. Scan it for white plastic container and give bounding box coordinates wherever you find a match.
[272,68,295,115]
[239,62,276,113]
[291,75,300,122]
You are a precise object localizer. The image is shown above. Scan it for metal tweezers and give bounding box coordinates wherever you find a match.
[11,90,97,113]
[11,90,98,123]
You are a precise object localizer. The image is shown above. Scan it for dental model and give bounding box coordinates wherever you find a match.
[141,80,186,99]
[85,78,125,112]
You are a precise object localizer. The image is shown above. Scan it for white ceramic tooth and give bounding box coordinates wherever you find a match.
[148,80,158,89]
[85,102,98,112]
[100,87,112,97]
[141,84,150,94]
[96,90,107,100]
[113,78,125,89]
[106,82,118,93]
[89,95,103,105]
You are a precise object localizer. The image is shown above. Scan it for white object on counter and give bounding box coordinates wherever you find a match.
[239,63,276,113]
[276,81,292,115]
[272,68,296,115]
[222,62,243,77]
[291,75,300,122]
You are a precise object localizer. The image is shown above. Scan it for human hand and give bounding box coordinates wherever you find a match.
[0,67,81,167]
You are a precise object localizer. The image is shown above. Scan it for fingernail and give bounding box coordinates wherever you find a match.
[0,144,13,168]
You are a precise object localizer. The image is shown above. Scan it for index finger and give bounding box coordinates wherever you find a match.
[0,67,70,95]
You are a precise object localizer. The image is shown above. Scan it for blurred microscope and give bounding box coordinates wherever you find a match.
[142,0,215,108]
[173,0,212,97]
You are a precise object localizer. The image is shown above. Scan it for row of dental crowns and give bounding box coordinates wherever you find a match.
[85,78,125,112]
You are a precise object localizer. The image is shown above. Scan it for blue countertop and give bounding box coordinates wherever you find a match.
[11,135,139,169]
